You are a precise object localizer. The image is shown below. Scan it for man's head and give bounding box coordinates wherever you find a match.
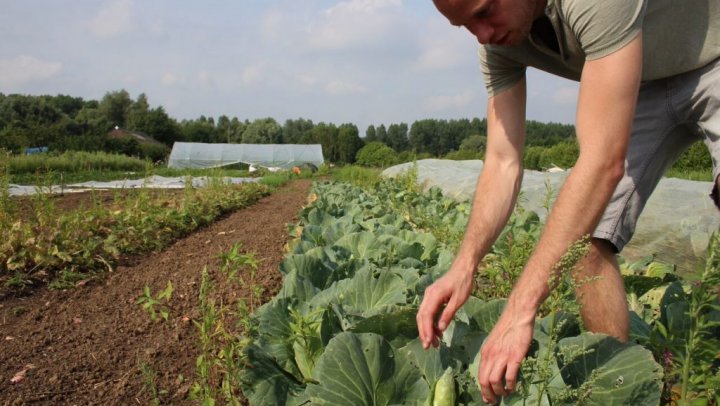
[432,0,547,46]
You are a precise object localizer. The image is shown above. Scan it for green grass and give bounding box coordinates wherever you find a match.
[664,168,714,182]
[9,151,150,176]
[330,165,382,189]
[6,151,257,184]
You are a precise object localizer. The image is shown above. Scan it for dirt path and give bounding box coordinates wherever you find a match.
[0,179,313,405]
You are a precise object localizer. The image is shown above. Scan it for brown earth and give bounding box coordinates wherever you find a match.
[0,179,313,405]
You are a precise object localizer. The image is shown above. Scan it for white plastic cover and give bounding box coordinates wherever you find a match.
[8,175,259,196]
[384,159,720,273]
[167,142,324,169]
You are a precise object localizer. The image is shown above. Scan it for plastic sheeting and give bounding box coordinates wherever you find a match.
[8,175,259,196]
[167,142,324,170]
[383,159,720,272]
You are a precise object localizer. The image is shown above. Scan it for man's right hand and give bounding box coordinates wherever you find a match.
[416,266,475,349]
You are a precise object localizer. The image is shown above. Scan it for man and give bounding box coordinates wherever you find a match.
[416,0,720,404]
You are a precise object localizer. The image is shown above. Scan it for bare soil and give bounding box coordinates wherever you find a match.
[0,179,313,405]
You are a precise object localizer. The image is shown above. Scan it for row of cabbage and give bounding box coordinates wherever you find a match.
[240,179,719,405]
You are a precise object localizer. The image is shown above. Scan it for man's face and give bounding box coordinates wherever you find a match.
[433,0,544,46]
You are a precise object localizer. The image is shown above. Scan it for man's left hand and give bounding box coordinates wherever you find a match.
[478,306,534,404]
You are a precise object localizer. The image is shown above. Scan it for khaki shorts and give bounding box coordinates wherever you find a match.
[593,57,720,252]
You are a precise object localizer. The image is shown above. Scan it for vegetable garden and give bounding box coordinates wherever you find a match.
[1,167,718,405]
[239,172,719,405]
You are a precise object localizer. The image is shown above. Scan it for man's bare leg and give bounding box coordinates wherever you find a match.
[574,238,629,342]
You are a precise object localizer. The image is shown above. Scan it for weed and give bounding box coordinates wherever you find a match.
[138,359,162,406]
[331,165,382,189]
[218,243,263,312]
[0,150,15,220]
[137,281,173,322]
[192,243,267,405]
[12,306,28,317]
[48,268,92,290]
[654,233,720,404]
[4,272,33,289]
[516,236,598,405]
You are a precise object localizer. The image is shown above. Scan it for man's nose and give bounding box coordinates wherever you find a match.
[466,23,494,44]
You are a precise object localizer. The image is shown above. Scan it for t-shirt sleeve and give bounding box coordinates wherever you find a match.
[565,0,646,60]
[479,45,527,97]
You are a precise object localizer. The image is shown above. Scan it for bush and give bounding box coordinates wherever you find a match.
[444,149,483,160]
[140,143,170,163]
[355,142,397,167]
[396,151,432,164]
[460,134,486,152]
[523,141,579,170]
[105,137,141,156]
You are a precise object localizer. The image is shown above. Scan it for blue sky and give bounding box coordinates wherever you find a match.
[0,0,579,133]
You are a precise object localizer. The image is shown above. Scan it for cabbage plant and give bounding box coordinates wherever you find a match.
[239,181,682,405]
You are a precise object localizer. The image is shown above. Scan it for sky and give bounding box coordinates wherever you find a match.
[0,0,579,134]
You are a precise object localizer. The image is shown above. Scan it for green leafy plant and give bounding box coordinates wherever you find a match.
[239,180,664,405]
[651,233,720,405]
[1,179,269,290]
[138,359,163,406]
[136,281,173,322]
[192,249,268,405]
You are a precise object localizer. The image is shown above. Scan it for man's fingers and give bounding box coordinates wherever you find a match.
[489,364,508,398]
[416,293,445,349]
[438,297,460,331]
[478,357,497,405]
[504,359,521,393]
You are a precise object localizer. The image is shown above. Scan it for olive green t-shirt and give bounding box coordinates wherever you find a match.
[480,0,720,96]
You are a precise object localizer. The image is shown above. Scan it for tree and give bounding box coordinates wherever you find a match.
[409,119,438,155]
[283,118,315,144]
[99,90,133,128]
[227,118,248,143]
[376,124,388,145]
[365,125,377,142]
[242,118,282,144]
[143,107,180,146]
[75,105,110,137]
[386,122,409,152]
[180,118,215,143]
[308,123,339,162]
[125,93,150,133]
[336,123,364,164]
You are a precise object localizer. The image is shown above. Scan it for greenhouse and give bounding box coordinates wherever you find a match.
[167,142,324,170]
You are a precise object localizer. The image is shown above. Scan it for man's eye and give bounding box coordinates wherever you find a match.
[475,3,493,19]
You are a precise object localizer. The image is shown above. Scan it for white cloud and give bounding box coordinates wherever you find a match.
[0,55,62,88]
[413,19,475,71]
[414,41,466,71]
[161,73,181,86]
[305,0,404,50]
[260,9,286,41]
[241,64,266,86]
[552,86,578,105]
[89,0,133,38]
[297,74,318,87]
[325,80,368,95]
[423,90,475,111]
[198,70,211,85]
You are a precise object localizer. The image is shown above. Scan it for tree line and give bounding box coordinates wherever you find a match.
[0,90,581,166]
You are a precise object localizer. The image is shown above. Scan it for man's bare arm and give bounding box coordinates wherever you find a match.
[417,77,527,348]
[507,35,643,316]
[478,34,643,404]
[453,77,528,275]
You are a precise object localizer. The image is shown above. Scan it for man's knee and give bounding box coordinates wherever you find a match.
[580,238,617,272]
